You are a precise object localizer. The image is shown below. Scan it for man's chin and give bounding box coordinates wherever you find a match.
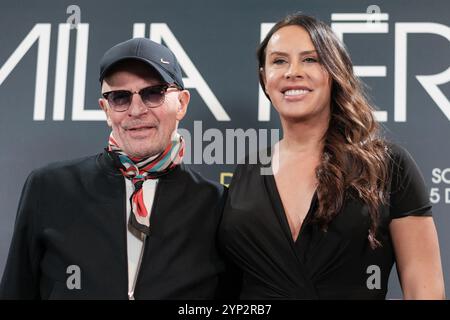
[125,145,164,159]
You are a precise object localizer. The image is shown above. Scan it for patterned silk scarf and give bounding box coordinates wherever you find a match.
[107,132,185,237]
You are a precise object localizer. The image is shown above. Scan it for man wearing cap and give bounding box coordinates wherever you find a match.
[0,38,237,299]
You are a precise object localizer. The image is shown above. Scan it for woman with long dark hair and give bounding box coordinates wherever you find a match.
[219,12,445,299]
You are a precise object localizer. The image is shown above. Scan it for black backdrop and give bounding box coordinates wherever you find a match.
[1,0,449,298]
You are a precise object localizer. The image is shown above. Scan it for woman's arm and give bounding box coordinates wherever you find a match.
[390,215,445,299]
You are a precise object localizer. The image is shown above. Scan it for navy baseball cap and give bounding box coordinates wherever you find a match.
[99,37,184,89]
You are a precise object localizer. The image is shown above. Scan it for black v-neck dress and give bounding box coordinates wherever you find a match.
[218,143,432,299]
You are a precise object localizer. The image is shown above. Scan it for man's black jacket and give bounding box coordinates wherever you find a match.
[0,151,237,299]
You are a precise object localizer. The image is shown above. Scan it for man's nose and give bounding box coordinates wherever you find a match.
[128,93,148,116]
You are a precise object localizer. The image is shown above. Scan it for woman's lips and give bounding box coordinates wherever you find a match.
[282,89,312,102]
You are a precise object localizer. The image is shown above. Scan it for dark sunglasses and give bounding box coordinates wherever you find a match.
[102,84,180,112]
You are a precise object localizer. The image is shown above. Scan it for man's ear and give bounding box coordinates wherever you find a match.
[176,90,190,121]
[99,98,112,127]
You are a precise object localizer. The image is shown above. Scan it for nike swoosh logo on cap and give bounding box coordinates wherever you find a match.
[160,58,170,64]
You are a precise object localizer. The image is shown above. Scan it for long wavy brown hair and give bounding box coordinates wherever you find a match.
[257,12,390,248]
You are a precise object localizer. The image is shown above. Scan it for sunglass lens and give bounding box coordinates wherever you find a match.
[109,91,131,110]
[140,86,165,107]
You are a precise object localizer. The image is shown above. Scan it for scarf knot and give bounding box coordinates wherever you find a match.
[107,132,185,237]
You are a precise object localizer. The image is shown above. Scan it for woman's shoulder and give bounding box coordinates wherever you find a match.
[386,141,411,159]
[383,142,432,217]
[235,148,273,169]
[384,141,420,172]
[229,148,274,185]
